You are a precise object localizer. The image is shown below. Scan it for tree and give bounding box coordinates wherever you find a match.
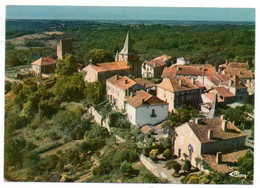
[149,149,159,160]
[183,160,191,173]
[50,73,85,102]
[172,161,182,174]
[120,161,134,177]
[84,82,106,105]
[55,54,78,76]
[85,49,114,65]
[162,105,198,159]
[163,149,172,160]
[195,157,202,170]
[237,151,254,178]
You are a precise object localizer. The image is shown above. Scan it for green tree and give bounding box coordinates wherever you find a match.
[84,82,106,105]
[149,149,159,160]
[163,149,172,160]
[237,151,254,178]
[183,160,191,173]
[120,161,134,177]
[55,54,78,76]
[85,49,114,65]
[172,161,182,174]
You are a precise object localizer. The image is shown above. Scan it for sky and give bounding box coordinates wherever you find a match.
[6,6,255,21]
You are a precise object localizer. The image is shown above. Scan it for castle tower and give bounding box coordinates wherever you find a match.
[57,39,73,60]
[116,32,141,77]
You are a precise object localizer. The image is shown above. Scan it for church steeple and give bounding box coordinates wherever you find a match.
[119,32,129,55]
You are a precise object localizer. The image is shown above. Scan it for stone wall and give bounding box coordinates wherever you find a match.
[88,106,110,133]
[140,154,180,183]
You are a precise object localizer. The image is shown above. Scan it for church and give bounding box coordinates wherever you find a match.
[83,32,142,82]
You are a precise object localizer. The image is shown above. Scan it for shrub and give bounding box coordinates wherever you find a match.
[172,161,182,174]
[120,161,134,177]
[163,149,172,160]
[165,160,177,170]
[183,160,191,172]
[149,149,159,160]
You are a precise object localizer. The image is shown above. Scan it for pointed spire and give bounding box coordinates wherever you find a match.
[209,93,218,118]
[115,51,119,62]
[120,32,129,54]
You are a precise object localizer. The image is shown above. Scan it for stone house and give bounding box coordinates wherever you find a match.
[106,75,145,111]
[83,61,130,83]
[134,78,157,95]
[31,57,56,76]
[142,54,172,78]
[156,77,200,112]
[125,90,168,127]
[174,116,247,174]
[210,87,235,105]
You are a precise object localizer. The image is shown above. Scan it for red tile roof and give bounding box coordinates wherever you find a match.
[203,93,224,103]
[227,62,248,69]
[126,90,168,108]
[157,77,199,93]
[224,68,254,79]
[194,81,205,88]
[213,87,234,98]
[141,125,155,134]
[134,78,156,88]
[153,54,172,62]
[144,60,166,68]
[31,57,56,66]
[206,76,220,86]
[85,61,130,73]
[202,149,249,174]
[187,118,246,143]
[107,75,137,90]
[162,65,216,78]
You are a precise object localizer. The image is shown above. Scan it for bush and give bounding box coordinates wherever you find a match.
[120,161,134,177]
[149,149,159,160]
[163,149,172,160]
[183,160,191,172]
[165,160,177,170]
[172,161,182,174]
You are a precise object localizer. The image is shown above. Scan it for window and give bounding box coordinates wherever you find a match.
[151,109,156,117]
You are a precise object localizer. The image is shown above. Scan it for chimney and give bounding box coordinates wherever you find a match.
[195,118,202,125]
[222,120,227,132]
[208,129,213,140]
[220,115,225,120]
[228,80,233,87]
[216,152,222,164]
[179,79,182,86]
[191,77,195,84]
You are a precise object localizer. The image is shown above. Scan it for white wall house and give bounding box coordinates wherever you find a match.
[125,90,168,127]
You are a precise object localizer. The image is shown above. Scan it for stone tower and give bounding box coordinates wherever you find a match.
[115,32,141,77]
[57,39,73,59]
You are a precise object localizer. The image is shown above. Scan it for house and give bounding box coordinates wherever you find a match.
[210,87,235,105]
[57,39,73,59]
[106,75,145,111]
[221,75,248,103]
[156,77,200,112]
[141,54,172,78]
[125,90,168,127]
[161,64,216,80]
[115,32,141,77]
[219,62,254,87]
[134,78,157,95]
[174,116,247,174]
[83,61,130,83]
[31,57,56,76]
